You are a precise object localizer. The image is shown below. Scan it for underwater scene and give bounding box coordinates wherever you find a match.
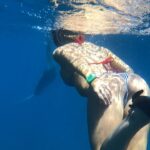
[0,0,150,150]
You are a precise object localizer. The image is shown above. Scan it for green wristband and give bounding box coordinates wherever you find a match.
[86,73,96,83]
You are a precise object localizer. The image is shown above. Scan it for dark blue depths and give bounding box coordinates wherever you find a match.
[0,0,149,150]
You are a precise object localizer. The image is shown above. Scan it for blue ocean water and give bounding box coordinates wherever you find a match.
[0,0,150,150]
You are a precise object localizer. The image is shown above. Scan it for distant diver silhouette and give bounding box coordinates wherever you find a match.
[34,67,56,95]
[22,67,56,102]
[22,33,56,103]
[101,90,150,150]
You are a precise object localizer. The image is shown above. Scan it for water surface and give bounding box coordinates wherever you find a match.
[0,1,150,150]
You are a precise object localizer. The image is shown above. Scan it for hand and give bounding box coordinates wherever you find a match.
[90,78,112,106]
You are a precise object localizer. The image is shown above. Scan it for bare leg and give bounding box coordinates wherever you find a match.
[72,72,150,150]
[87,97,124,150]
[101,101,150,150]
[86,73,128,150]
[60,67,150,150]
[124,73,150,150]
[60,67,125,150]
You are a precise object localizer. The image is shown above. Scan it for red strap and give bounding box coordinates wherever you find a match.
[89,56,114,65]
[74,34,85,45]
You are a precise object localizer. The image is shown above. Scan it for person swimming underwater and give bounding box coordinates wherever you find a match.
[50,1,150,150]
[53,41,150,150]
